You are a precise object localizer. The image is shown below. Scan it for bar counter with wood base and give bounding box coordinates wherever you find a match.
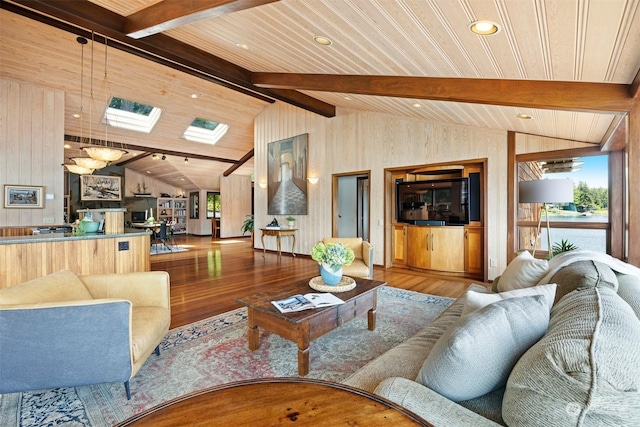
[0,229,150,288]
[115,378,432,426]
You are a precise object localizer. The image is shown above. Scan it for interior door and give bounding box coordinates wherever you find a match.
[335,173,370,240]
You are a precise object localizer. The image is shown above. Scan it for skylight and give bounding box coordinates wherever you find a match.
[182,118,229,145]
[103,97,162,133]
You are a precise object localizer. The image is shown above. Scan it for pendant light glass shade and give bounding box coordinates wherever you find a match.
[71,157,108,170]
[63,164,94,175]
[81,146,127,162]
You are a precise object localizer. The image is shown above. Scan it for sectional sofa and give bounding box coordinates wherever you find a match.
[343,250,640,426]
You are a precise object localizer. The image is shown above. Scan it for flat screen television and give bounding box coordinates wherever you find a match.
[396,177,469,225]
[131,211,146,223]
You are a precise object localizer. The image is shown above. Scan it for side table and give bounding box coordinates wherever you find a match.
[260,228,296,259]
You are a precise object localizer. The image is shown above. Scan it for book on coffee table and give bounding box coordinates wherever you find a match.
[272,293,344,313]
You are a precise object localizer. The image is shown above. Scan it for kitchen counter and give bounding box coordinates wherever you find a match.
[0,229,148,245]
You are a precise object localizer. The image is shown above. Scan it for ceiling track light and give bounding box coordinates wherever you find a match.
[184,157,189,163]
[152,153,159,160]
[161,154,167,160]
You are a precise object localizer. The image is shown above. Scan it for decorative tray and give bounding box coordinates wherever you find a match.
[309,276,356,292]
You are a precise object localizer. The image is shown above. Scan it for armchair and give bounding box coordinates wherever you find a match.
[322,237,373,279]
[0,269,171,400]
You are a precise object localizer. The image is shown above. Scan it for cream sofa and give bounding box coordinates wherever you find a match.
[0,269,171,400]
[343,250,640,426]
[322,237,373,279]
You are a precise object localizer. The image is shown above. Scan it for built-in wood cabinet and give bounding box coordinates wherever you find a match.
[392,223,407,265]
[157,197,188,234]
[406,225,465,273]
[464,226,483,278]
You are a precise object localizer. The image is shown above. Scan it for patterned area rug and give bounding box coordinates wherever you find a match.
[0,287,453,426]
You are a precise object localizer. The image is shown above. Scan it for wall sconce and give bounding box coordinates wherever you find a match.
[258,182,267,189]
[307,177,319,184]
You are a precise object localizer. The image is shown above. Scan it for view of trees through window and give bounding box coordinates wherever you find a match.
[108,97,153,116]
[518,154,609,254]
[207,192,220,218]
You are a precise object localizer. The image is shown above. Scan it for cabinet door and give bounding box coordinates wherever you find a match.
[430,227,465,272]
[393,224,407,265]
[464,227,483,275]
[406,226,430,268]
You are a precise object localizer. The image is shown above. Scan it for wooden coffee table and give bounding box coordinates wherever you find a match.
[235,277,386,375]
[115,378,432,426]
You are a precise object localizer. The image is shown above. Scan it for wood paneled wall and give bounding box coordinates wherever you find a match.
[255,104,509,279]
[221,175,252,238]
[0,80,65,227]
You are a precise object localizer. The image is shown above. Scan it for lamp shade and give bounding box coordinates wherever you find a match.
[519,179,574,203]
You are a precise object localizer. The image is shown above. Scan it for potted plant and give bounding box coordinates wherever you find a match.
[241,214,254,237]
[286,216,296,229]
[311,242,355,285]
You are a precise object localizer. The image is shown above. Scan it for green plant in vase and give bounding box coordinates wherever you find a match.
[241,214,254,235]
[311,242,355,285]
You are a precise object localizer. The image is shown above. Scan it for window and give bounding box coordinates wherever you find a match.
[103,97,162,133]
[207,192,221,219]
[517,152,610,256]
[183,118,229,145]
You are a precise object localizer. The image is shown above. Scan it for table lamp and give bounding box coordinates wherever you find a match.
[518,179,574,258]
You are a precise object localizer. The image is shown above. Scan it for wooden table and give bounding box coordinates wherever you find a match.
[260,227,296,258]
[115,378,432,426]
[236,277,386,375]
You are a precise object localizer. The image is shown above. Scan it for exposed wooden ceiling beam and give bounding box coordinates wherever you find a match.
[631,68,640,99]
[224,149,254,176]
[3,0,335,117]
[253,73,635,114]
[64,135,239,164]
[126,0,279,39]
[600,116,627,152]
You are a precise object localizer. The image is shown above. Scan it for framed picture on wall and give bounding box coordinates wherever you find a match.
[3,185,44,208]
[267,133,308,215]
[80,175,122,201]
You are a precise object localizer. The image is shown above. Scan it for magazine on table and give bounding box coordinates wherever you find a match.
[271,293,344,313]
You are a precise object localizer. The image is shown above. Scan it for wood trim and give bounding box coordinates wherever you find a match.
[517,221,609,230]
[629,101,640,265]
[516,146,603,162]
[507,131,517,263]
[600,116,627,152]
[609,150,625,258]
[253,73,636,114]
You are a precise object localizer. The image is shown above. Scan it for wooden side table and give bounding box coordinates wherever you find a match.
[115,378,432,426]
[260,228,296,258]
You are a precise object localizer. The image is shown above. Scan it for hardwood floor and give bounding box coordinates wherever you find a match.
[151,235,487,328]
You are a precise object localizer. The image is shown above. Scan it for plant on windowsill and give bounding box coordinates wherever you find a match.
[311,241,355,285]
[552,239,578,256]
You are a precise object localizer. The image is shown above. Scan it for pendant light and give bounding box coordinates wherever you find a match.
[81,36,128,163]
[63,36,94,175]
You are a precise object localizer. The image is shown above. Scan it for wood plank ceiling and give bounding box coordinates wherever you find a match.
[1,0,639,191]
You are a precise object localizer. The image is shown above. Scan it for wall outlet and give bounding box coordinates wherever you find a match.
[490,258,497,267]
[42,217,54,224]
[118,241,129,251]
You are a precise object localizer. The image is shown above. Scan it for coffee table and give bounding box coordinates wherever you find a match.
[115,378,432,426]
[235,277,386,375]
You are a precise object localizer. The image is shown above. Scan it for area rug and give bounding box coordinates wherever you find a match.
[150,244,188,255]
[0,287,453,426]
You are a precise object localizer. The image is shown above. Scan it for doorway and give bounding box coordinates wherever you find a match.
[333,172,370,241]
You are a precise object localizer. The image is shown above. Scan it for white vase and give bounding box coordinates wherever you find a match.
[288,221,295,229]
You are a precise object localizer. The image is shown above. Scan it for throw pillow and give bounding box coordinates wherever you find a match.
[497,250,549,292]
[416,295,550,402]
[503,287,640,427]
[461,283,557,316]
[549,260,618,304]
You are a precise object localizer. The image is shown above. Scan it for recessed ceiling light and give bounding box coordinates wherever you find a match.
[190,93,198,99]
[146,170,151,174]
[413,103,422,108]
[236,43,250,50]
[516,114,532,119]
[469,20,500,35]
[63,144,71,149]
[313,35,333,46]
[344,96,351,100]
[73,113,81,119]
